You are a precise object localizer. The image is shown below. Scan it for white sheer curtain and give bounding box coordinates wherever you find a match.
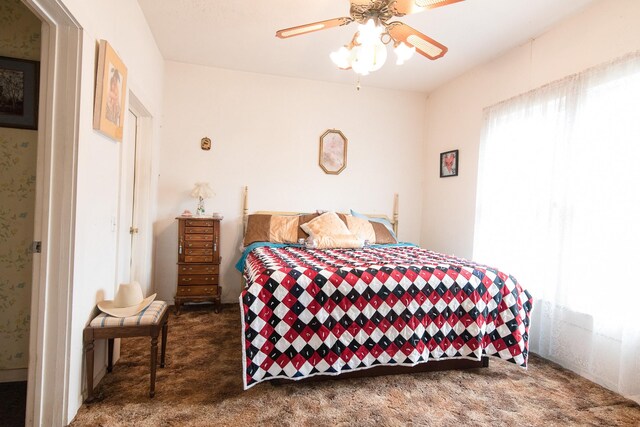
[474,54,640,402]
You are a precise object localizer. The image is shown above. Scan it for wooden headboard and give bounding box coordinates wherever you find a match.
[242,186,399,236]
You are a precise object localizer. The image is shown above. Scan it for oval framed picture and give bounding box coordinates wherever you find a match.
[319,129,348,175]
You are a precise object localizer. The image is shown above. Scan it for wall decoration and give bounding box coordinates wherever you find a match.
[93,40,128,141]
[440,149,459,177]
[0,56,39,130]
[319,129,348,175]
[201,137,212,150]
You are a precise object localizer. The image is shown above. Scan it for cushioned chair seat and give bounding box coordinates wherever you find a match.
[90,301,168,327]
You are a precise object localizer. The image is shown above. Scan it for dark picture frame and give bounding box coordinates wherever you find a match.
[0,56,39,130]
[440,149,459,177]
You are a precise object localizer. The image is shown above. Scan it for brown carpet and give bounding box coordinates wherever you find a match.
[71,304,640,426]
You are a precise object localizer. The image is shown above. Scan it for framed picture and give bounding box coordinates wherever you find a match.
[0,56,39,130]
[319,129,348,175]
[93,40,127,141]
[440,149,459,177]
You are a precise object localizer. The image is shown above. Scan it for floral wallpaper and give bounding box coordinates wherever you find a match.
[0,0,40,371]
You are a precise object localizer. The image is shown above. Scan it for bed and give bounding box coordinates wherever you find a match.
[238,188,533,389]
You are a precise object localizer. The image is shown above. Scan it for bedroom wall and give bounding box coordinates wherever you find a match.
[420,0,640,259]
[52,0,165,420]
[155,61,426,305]
[0,0,40,380]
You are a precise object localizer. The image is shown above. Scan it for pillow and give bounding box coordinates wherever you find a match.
[349,210,397,244]
[243,214,301,246]
[344,215,376,243]
[300,212,351,238]
[297,213,319,239]
[269,215,300,243]
[314,233,363,249]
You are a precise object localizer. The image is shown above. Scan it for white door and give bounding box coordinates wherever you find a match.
[116,109,139,285]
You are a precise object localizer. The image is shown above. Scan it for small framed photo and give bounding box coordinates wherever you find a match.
[93,40,128,141]
[440,149,459,177]
[319,129,348,175]
[0,56,39,130]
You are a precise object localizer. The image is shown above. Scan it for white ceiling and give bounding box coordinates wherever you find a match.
[137,0,595,93]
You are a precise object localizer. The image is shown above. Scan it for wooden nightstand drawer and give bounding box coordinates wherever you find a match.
[185,255,212,263]
[179,265,219,275]
[178,275,218,285]
[185,226,213,234]
[186,220,214,227]
[176,285,218,296]
[185,241,212,249]
[185,248,213,256]
[185,234,213,241]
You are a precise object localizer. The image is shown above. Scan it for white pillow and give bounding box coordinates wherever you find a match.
[300,211,351,238]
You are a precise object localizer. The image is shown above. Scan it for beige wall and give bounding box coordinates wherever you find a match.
[0,0,40,374]
[420,0,640,258]
[155,61,426,304]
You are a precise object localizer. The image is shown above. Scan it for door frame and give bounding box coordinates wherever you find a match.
[22,0,82,425]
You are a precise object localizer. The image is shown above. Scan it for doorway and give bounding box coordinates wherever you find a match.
[20,0,82,425]
[119,93,154,297]
[0,2,42,426]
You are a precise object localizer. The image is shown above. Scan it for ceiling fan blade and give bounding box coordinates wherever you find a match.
[276,17,353,39]
[387,22,448,60]
[393,0,464,15]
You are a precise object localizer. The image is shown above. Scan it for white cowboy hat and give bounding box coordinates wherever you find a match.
[97,282,156,318]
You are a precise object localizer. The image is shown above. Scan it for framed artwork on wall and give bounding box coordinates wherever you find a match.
[319,129,348,175]
[0,56,39,130]
[440,149,459,177]
[93,40,128,141]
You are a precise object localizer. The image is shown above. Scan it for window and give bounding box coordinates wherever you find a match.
[474,54,640,401]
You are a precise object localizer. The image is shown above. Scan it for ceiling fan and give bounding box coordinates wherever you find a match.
[275,0,464,75]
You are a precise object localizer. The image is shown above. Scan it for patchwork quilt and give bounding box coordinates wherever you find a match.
[239,244,533,389]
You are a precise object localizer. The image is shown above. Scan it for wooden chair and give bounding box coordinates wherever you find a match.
[83,301,169,401]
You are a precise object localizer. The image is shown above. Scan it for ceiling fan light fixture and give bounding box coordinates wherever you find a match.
[276,0,459,75]
[394,42,416,65]
[351,40,387,75]
[356,19,384,45]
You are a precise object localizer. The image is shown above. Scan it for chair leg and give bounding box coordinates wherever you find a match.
[107,338,114,373]
[150,335,158,397]
[160,321,168,368]
[84,338,95,402]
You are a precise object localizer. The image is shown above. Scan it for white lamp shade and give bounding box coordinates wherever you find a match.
[191,182,215,199]
[351,40,387,75]
[394,42,416,65]
[330,46,352,70]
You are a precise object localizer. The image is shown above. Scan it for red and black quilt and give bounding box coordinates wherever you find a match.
[240,244,533,389]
